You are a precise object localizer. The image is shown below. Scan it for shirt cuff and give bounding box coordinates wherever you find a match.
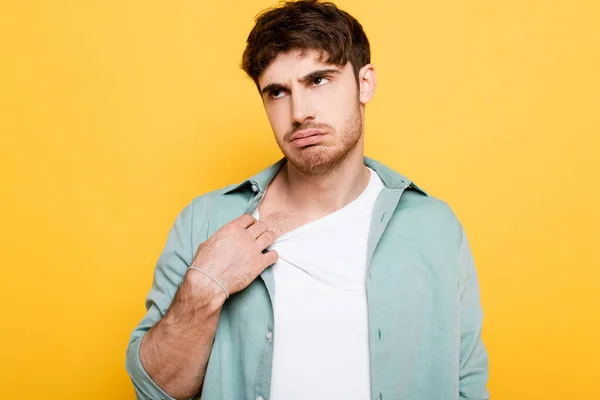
[126,334,178,400]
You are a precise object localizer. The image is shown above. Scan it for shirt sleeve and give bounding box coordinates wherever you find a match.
[125,202,200,400]
[457,226,491,400]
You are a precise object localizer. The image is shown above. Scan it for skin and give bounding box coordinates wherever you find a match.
[138,49,377,399]
[258,49,377,235]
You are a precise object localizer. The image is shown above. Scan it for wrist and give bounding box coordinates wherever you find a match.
[184,267,227,310]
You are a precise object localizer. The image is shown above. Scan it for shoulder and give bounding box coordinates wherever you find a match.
[398,189,456,221]
[393,189,463,249]
[188,184,239,210]
[174,183,240,220]
[175,183,250,236]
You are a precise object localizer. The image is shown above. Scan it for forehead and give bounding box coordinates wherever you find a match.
[258,49,349,87]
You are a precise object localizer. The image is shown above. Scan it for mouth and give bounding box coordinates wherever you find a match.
[290,129,327,147]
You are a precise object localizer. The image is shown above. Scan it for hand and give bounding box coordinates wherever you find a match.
[187,213,278,298]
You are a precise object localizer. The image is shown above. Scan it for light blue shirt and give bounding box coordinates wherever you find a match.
[126,156,490,400]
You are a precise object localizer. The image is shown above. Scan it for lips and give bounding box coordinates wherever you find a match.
[291,134,326,147]
[290,129,327,142]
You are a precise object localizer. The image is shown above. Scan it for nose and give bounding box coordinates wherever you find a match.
[290,88,316,125]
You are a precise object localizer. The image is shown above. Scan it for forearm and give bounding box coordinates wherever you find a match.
[127,211,277,399]
[139,271,225,400]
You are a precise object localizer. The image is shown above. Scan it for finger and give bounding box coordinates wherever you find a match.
[261,250,279,268]
[231,213,257,229]
[246,220,268,240]
[256,229,277,250]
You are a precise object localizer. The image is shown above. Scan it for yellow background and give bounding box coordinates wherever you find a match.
[1,0,598,398]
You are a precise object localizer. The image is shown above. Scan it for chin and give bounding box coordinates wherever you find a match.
[284,145,350,176]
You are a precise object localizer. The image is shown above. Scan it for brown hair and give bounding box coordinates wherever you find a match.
[241,0,371,90]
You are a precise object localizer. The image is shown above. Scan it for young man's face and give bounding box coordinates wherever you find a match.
[258,50,375,176]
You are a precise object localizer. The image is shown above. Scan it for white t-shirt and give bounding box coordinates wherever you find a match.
[252,167,385,399]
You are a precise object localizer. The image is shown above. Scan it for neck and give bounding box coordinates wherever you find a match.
[278,143,371,216]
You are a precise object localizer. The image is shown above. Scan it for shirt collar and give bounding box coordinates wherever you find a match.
[223,156,427,196]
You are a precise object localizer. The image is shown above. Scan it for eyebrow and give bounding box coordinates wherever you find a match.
[260,68,341,95]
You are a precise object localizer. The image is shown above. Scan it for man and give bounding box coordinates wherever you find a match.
[125,1,489,399]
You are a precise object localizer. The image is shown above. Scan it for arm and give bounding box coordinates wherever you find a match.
[125,201,278,400]
[125,203,217,400]
[136,271,226,399]
[457,227,490,400]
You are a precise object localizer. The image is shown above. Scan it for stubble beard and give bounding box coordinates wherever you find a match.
[280,102,363,177]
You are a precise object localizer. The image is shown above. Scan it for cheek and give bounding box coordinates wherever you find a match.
[317,86,356,126]
[265,103,290,138]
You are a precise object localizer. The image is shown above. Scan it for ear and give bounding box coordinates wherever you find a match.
[358,64,376,105]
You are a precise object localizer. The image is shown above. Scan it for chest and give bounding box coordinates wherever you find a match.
[269,215,373,292]
[258,209,307,238]
[205,211,463,400]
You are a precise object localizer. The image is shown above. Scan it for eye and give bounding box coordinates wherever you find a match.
[312,76,330,86]
[270,89,286,99]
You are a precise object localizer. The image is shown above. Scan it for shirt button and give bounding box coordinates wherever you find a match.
[251,184,259,193]
[256,396,264,400]
[265,330,273,341]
